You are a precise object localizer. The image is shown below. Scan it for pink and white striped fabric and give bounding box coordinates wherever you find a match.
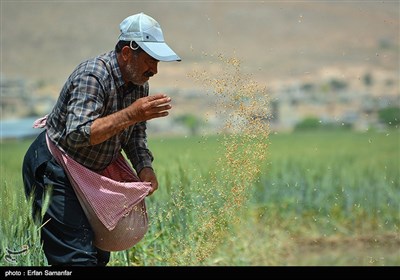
[40,125,152,251]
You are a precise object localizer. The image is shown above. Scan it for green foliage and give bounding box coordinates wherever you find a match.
[378,107,400,127]
[363,72,373,87]
[295,117,322,130]
[0,182,49,266]
[1,130,399,265]
[329,78,348,91]
[294,117,351,131]
[174,114,204,136]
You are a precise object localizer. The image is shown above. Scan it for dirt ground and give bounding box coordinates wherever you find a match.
[288,233,400,266]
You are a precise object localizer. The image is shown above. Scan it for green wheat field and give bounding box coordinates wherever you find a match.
[1,130,399,266]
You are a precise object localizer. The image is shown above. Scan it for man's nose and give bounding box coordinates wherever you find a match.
[150,63,158,76]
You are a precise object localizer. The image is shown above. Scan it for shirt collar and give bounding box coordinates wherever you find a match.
[110,50,125,90]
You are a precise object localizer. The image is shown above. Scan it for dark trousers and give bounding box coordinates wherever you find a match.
[22,131,110,266]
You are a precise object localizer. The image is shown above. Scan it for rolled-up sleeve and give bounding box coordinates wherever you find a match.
[65,73,106,148]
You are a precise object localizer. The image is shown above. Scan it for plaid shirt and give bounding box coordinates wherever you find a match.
[46,50,153,172]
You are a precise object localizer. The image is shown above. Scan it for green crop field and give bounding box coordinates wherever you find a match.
[1,130,399,266]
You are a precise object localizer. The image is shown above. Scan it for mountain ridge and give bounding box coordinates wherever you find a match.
[1,1,398,91]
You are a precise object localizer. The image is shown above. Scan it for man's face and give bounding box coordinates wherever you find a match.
[125,51,159,86]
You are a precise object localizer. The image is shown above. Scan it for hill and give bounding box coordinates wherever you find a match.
[1,1,398,91]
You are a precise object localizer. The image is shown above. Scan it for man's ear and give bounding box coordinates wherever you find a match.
[121,46,131,61]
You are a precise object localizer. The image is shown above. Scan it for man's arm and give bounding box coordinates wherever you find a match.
[90,94,171,145]
[124,121,159,195]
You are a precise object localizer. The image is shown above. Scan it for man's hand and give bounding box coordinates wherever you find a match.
[138,167,159,196]
[90,94,171,145]
[128,94,172,123]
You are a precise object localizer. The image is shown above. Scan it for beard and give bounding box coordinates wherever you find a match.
[126,62,146,85]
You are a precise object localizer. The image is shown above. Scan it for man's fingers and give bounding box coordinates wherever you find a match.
[147,93,166,100]
[155,104,172,111]
[146,94,171,105]
[151,106,170,117]
[152,97,171,107]
[147,93,169,102]
[133,94,172,121]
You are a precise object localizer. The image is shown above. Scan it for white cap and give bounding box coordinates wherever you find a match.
[118,13,181,62]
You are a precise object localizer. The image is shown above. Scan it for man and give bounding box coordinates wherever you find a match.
[22,12,180,266]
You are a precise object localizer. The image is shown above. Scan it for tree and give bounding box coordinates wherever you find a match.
[174,114,204,135]
[378,107,400,127]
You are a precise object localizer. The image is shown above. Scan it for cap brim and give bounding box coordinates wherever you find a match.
[137,41,181,62]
